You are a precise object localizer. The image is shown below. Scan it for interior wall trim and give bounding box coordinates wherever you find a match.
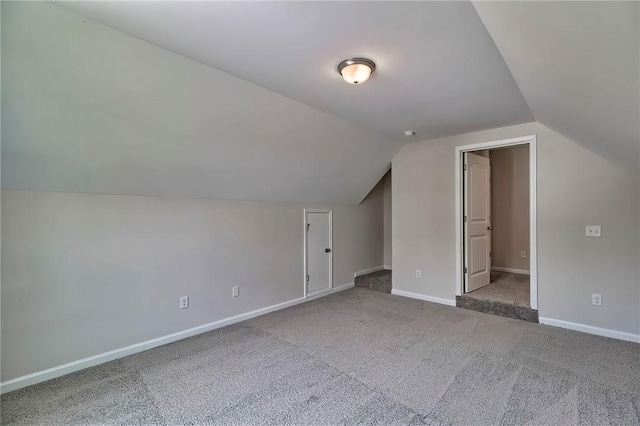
[454,134,538,309]
[491,266,530,275]
[0,282,355,394]
[354,265,385,277]
[391,289,457,307]
[539,317,640,343]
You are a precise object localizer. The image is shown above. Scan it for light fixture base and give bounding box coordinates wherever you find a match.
[337,58,376,85]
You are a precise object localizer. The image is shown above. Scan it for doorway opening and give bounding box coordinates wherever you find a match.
[304,209,333,297]
[454,135,538,321]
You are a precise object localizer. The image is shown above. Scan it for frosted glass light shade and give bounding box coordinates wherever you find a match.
[340,63,372,84]
[337,58,376,85]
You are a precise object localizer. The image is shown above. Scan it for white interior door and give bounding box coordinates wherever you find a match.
[464,152,492,292]
[305,210,332,296]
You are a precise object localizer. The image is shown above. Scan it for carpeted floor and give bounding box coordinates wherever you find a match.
[354,269,392,293]
[466,271,530,307]
[2,288,639,425]
[457,271,537,323]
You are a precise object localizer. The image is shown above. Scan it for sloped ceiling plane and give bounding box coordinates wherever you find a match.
[2,1,638,203]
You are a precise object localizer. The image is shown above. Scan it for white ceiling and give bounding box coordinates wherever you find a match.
[3,1,637,204]
[2,2,401,204]
[52,1,534,140]
[473,1,639,171]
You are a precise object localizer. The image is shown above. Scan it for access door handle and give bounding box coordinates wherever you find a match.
[325,248,331,253]
[487,226,493,231]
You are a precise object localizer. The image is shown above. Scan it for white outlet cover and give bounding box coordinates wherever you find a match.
[592,293,602,306]
[586,225,601,237]
[416,269,422,278]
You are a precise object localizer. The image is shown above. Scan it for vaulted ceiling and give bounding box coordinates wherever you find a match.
[473,1,639,171]
[49,1,534,140]
[2,1,637,204]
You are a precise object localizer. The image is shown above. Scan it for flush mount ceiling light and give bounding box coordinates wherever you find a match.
[337,58,376,85]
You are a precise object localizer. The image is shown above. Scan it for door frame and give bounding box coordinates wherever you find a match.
[303,208,333,298]
[454,135,538,309]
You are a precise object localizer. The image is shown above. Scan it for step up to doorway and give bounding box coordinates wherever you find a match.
[456,295,538,323]
[354,270,391,293]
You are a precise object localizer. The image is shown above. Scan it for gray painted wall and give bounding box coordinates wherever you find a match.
[392,122,640,335]
[489,145,529,271]
[1,188,384,381]
[383,170,392,268]
[2,1,401,205]
[0,0,390,384]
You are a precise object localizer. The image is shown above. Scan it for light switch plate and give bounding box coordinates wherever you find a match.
[180,296,189,309]
[586,225,601,237]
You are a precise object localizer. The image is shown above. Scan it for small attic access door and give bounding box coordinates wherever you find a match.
[304,209,333,297]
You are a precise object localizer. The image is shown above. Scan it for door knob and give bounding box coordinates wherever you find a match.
[325,248,331,253]
[487,226,493,231]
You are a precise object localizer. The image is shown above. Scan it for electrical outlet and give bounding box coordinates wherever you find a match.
[592,294,602,306]
[586,225,601,237]
[232,286,239,298]
[416,269,422,279]
[520,251,527,258]
[180,296,189,309]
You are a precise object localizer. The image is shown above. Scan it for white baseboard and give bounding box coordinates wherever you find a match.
[492,266,530,275]
[383,265,392,270]
[391,289,457,307]
[0,282,355,395]
[539,317,640,343]
[306,282,354,299]
[354,265,385,277]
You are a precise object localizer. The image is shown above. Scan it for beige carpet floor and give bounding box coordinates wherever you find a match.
[466,271,530,307]
[2,288,639,425]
